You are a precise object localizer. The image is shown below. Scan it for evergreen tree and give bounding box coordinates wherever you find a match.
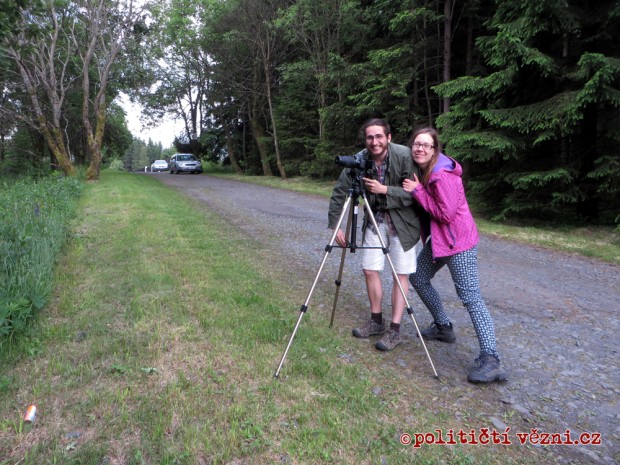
[123,139,149,172]
[146,139,163,164]
[275,0,366,178]
[434,0,620,225]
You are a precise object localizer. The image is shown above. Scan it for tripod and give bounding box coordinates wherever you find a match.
[274,171,438,379]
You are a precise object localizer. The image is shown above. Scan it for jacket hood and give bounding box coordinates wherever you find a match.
[432,153,462,177]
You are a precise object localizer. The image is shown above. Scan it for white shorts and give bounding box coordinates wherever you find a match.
[362,222,418,274]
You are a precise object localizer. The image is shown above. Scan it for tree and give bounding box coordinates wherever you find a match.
[138,0,213,159]
[1,0,30,41]
[277,0,363,141]
[205,0,275,176]
[123,138,149,171]
[2,0,147,179]
[435,0,620,225]
[274,0,366,177]
[103,101,134,162]
[0,67,18,165]
[238,0,288,178]
[74,0,148,180]
[3,1,77,176]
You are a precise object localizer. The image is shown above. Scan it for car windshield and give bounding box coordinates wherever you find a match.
[177,154,195,161]
[154,160,166,164]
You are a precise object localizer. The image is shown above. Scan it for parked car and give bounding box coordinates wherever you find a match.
[169,153,202,174]
[151,159,169,172]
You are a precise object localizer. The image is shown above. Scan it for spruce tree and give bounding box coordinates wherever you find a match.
[434,0,620,225]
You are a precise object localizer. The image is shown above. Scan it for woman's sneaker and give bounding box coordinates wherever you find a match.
[467,354,507,383]
[352,318,385,338]
[420,322,456,343]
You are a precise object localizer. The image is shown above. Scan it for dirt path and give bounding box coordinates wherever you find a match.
[150,173,619,465]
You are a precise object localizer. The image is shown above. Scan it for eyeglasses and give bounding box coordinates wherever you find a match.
[412,142,435,150]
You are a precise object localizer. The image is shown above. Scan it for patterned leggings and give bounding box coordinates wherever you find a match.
[409,242,500,359]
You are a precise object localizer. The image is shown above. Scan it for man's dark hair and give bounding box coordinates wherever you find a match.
[359,118,391,139]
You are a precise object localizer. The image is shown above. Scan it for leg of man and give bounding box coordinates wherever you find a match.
[390,273,410,324]
[374,232,418,351]
[388,233,417,325]
[361,224,387,314]
[352,227,387,339]
[364,269,383,314]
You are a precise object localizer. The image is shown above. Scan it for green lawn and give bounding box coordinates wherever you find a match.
[0,172,570,464]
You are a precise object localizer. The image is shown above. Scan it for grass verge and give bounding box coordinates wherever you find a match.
[209,171,620,265]
[0,175,83,347]
[0,172,562,464]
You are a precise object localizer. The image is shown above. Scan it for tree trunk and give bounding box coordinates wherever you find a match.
[250,95,273,176]
[7,20,76,176]
[85,99,107,180]
[466,13,474,74]
[225,124,243,173]
[317,70,327,142]
[42,124,76,176]
[265,73,286,178]
[575,104,599,222]
[423,27,433,123]
[442,0,452,113]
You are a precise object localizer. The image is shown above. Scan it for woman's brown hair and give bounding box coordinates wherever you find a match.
[408,127,441,185]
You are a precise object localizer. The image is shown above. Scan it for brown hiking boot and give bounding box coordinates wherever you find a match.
[352,318,385,338]
[375,329,403,351]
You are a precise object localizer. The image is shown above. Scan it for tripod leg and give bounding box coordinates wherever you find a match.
[274,195,354,378]
[329,204,354,328]
[362,194,439,379]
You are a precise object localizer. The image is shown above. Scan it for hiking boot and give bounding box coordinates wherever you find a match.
[352,318,385,338]
[375,329,403,351]
[419,322,456,343]
[467,354,507,383]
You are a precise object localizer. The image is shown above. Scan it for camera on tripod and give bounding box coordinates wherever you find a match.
[334,153,373,172]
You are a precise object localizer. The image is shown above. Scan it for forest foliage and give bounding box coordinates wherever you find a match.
[1,0,618,225]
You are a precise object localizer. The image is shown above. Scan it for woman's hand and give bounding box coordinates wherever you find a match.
[403,173,420,193]
[363,177,387,194]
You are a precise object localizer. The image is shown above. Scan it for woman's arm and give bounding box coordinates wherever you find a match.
[411,172,461,224]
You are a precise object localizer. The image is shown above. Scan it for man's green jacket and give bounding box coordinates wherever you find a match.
[327,143,422,252]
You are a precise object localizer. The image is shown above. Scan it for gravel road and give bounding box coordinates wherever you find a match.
[149,172,619,465]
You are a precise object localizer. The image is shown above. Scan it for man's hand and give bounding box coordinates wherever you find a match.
[333,228,347,247]
[363,177,388,195]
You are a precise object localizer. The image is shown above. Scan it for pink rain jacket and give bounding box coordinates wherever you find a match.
[411,154,479,259]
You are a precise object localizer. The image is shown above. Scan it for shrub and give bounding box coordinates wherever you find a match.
[107,159,125,171]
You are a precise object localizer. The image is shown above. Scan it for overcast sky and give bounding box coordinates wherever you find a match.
[118,93,179,148]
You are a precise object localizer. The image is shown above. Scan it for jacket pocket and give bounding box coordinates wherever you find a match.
[446,225,456,250]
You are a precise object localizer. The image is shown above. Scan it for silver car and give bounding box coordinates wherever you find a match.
[169,153,203,174]
[151,159,169,172]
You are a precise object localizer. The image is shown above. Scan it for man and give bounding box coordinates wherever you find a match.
[328,118,421,351]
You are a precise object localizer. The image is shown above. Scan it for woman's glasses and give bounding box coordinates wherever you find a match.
[412,142,434,150]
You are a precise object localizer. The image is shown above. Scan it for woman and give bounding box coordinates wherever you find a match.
[403,127,506,383]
